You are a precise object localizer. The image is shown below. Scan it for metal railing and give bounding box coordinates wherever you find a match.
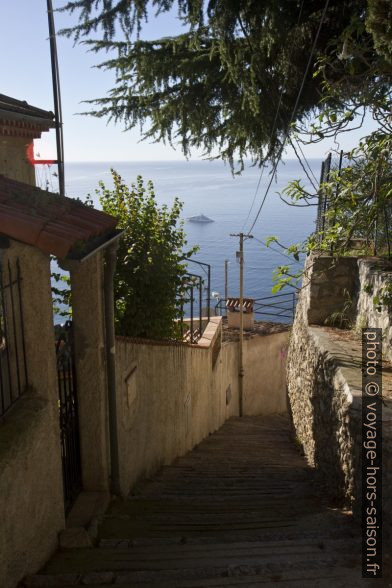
[179,259,211,344]
[315,152,332,240]
[0,259,28,419]
[316,152,391,258]
[215,292,297,323]
[55,320,82,514]
[182,258,211,323]
[179,272,207,344]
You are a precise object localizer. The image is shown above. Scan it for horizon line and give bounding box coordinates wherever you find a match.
[64,157,323,164]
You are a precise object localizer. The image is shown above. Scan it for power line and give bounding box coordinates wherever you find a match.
[241,0,305,232]
[247,0,330,235]
[241,163,266,232]
[252,236,296,263]
[289,137,318,188]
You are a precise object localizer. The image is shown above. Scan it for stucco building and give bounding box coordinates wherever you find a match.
[0,95,120,588]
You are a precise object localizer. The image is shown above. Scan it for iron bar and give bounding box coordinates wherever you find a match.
[207,264,211,323]
[181,258,211,324]
[330,150,344,255]
[16,259,28,387]
[322,153,332,235]
[199,276,202,339]
[0,259,27,419]
[0,273,13,413]
[316,160,325,238]
[8,261,21,399]
[190,285,194,343]
[56,321,82,513]
[215,291,297,324]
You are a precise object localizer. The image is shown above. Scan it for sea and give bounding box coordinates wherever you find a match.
[51,159,320,315]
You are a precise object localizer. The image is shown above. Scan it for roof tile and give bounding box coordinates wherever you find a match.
[0,175,118,258]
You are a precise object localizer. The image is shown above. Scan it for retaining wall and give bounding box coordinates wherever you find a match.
[115,318,289,494]
[287,254,392,546]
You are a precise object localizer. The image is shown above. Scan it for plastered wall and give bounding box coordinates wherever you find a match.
[115,318,288,495]
[0,241,64,588]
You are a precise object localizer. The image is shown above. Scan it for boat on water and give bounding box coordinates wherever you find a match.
[187,214,214,223]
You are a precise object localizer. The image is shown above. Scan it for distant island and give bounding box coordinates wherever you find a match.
[187,214,214,223]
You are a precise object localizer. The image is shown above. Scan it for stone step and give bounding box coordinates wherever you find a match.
[98,526,357,547]
[36,538,360,579]
[23,415,374,588]
[24,559,365,588]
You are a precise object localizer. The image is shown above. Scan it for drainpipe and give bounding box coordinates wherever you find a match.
[104,241,120,496]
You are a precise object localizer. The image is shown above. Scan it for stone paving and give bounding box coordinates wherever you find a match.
[23,414,390,587]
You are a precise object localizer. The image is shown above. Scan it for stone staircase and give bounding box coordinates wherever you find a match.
[23,415,384,587]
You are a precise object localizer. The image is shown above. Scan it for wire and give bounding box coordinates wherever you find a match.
[252,236,296,262]
[241,163,267,231]
[241,0,305,231]
[247,0,330,235]
[293,138,318,185]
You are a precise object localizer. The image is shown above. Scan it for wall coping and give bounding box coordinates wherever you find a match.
[116,316,222,350]
[308,326,392,431]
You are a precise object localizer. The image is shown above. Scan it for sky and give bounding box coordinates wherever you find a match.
[0,1,377,163]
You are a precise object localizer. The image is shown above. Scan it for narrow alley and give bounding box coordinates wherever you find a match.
[24,414,374,587]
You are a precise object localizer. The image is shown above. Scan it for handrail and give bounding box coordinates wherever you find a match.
[214,291,297,323]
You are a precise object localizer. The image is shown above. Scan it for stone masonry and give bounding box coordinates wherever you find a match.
[287,254,392,550]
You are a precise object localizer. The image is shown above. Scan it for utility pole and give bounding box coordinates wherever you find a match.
[47,0,65,196]
[230,233,253,416]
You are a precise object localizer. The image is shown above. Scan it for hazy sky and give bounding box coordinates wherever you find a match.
[1,1,377,163]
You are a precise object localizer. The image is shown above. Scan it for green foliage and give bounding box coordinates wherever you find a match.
[58,0,391,301]
[363,282,373,294]
[324,289,354,329]
[267,128,391,293]
[373,282,392,311]
[366,0,392,64]
[58,0,385,170]
[98,170,198,339]
[293,131,390,248]
[52,270,72,318]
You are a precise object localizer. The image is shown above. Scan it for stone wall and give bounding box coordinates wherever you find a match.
[287,253,392,546]
[115,320,289,495]
[287,289,360,504]
[356,258,392,362]
[305,255,359,325]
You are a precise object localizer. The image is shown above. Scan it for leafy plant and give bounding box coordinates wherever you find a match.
[324,289,354,329]
[98,170,198,340]
[52,269,72,319]
[352,312,368,338]
[266,128,391,294]
[58,0,389,172]
[373,281,392,312]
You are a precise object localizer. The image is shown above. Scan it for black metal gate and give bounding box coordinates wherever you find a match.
[56,321,82,514]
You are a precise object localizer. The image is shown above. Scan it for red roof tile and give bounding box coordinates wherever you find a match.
[0,175,118,259]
